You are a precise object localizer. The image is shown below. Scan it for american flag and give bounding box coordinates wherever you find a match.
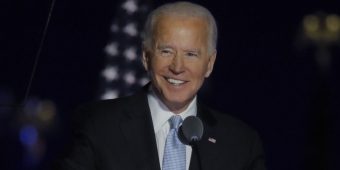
[98,0,152,100]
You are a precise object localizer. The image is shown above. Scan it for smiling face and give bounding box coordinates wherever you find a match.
[142,15,216,113]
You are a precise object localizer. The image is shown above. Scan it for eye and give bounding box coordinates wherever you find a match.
[186,52,198,57]
[161,49,172,54]
[159,48,174,57]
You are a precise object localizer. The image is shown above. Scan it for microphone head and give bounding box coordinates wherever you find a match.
[178,116,204,145]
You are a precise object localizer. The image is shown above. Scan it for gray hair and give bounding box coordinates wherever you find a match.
[142,1,218,54]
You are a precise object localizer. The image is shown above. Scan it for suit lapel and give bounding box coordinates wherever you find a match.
[120,89,161,170]
[190,103,219,170]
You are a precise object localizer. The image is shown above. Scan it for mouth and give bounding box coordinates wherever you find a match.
[165,77,187,86]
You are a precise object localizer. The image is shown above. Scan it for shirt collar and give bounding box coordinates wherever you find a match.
[147,87,197,133]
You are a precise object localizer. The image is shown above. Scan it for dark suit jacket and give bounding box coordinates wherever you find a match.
[55,87,266,170]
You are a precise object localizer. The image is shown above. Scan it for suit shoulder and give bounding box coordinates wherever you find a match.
[205,106,258,135]
[72,95,139,125]
[77,96,130,114]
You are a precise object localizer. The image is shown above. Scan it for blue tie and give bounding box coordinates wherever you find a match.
[162,115,186,170]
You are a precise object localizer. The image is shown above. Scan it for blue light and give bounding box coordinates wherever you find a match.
[19,125,38,147]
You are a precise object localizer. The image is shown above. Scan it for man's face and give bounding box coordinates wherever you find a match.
[142,15,216,113]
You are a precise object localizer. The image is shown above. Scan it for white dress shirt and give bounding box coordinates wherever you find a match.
[147,88,197,170]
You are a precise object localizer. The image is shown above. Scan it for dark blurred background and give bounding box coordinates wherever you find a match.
[1,0,339,169]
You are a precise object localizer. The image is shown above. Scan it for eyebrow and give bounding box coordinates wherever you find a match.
[156,44,201,54]
[156,44,174,50]
[184,49,200,54]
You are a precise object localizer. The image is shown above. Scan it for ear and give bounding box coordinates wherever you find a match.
[205,50,216,78]
[142,48,149,71]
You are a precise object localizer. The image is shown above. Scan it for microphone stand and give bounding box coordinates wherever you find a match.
[190,140,203,170]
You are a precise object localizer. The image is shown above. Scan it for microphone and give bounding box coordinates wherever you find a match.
[178,116,204,145]
[178,116,204,170]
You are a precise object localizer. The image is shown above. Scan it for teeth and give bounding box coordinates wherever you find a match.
[167,78,185,85]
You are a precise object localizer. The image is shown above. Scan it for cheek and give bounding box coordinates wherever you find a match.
[191,63,209,78]
[151,57,170,72]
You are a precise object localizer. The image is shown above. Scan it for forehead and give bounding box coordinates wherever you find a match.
[152,14,209,43]
[154,14,208,30]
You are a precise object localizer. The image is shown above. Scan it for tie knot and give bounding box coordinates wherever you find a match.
[169,115,182,129]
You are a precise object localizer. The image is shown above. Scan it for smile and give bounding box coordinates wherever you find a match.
[166,78,186,86]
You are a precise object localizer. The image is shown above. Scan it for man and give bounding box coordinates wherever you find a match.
[55,1,266,170]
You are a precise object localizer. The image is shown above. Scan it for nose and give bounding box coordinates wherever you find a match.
[169,55,184,74]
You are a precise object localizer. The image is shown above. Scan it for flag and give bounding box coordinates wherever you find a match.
[98,0,152,100]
